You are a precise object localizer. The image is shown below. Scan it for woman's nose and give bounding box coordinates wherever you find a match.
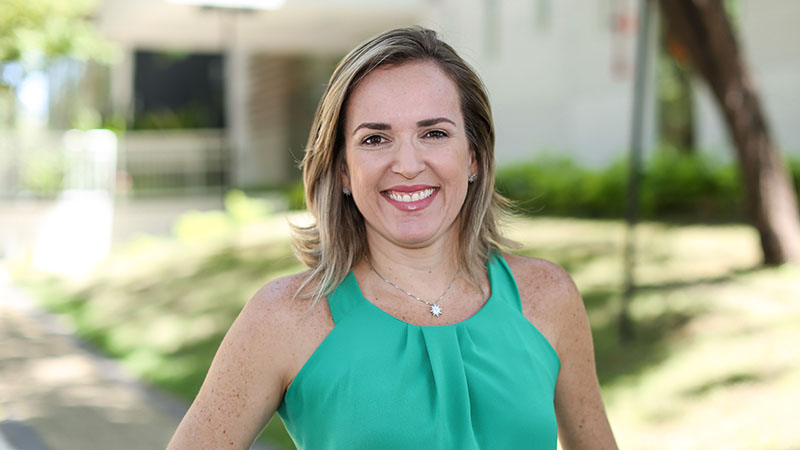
[391,138,425,179]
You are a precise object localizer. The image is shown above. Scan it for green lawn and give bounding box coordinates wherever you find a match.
[20,214,800,449]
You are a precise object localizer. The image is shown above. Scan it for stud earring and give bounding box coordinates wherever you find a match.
[468,173,477,184]
[343,187,352,196]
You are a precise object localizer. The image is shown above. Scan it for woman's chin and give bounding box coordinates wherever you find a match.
[384,225,457,249]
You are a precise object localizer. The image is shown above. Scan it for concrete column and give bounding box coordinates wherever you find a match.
[224,44,250,189]
[242,54,291,188]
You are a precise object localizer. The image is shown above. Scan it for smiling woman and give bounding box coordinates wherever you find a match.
[168,26,618,450]
[342,61,475,247]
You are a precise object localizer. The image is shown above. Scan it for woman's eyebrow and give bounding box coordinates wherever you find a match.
[417,117,456,127]
[352,117,456,136]
[352,122,391,135]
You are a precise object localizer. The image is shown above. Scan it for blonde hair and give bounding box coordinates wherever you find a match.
[292,26,515,305]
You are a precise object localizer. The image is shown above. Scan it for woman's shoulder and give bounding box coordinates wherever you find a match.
[241,270,330,333]
[501,252,580,302]
[500,252,586,353]
[231,270,334,385]
[166,271,327,448]
[248,271,311,311]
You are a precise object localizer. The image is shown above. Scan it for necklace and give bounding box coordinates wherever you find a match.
[365,255,459,317]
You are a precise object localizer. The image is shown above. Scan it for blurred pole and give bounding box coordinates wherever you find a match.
[620,0,654,343]
[219,8,237,203]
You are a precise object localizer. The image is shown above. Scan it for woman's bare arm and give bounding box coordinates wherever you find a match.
[549,267,616,449]
[506,254,617,450]
[167,276,302,449]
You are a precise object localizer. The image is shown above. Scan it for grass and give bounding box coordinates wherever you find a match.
[505,219,800,449]
[16,214,800,449]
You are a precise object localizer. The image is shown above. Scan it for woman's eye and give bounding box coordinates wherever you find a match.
[424,130,448,139]
[362,135,386,146]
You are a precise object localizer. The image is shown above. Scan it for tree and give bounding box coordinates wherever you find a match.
[0,0,113,65]
[657,0,800,264]
[658,14,695,153]
[0,0,115,129]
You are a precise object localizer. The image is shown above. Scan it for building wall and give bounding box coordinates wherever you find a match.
[237,52,341,187]
[424,0,800,166]
[102,0,800,191]
[695,0,800,159]
[422,0,656,167]
[240,53,292,187]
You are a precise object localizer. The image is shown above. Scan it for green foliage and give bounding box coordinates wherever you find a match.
[284,180,306,210]
[225,189,274,223]
[657,28,695,151]
[640,151,743,220]
[171,210,233,243]
[21,216,800,449]
[19,149,65,195]
[495,156,627,217]
[171,190,275,242]
[0,0,116,66]
[495,152,794,221]
[20,213,304,448]
[132,104,216,130]
[789,158,800,194]
[72,105,103,130]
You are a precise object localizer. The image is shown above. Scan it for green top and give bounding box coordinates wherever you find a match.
[277,254,561,449]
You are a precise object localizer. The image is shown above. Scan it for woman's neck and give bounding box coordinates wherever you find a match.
[361,228,461,295]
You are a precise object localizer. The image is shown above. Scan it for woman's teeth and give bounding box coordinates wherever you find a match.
[386,188,436,203]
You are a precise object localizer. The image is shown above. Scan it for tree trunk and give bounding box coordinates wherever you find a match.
[658,0,800,264]
[659,20,696,152]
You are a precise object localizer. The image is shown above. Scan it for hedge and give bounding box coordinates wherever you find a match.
[495,152,799,221]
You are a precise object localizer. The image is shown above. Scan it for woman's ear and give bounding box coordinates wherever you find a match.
[469,148,478,177]
[340,160,351,192]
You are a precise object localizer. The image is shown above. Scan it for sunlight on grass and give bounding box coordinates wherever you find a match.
[17,214,800,449]
[503,217,799,449]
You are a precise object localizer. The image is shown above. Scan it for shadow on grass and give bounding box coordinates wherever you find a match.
[22,278,297,448]
[515,246,703,385]
[510,251,691,386]
[23,238,306,448]
[585,264,765,385]
[515,242,617,275]
[20,218,772,450]
[636,264,762,293]
[680,371,769,398]
[154,339,224,400]
[592,307,695,385]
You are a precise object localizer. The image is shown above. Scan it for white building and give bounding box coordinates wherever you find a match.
[94,0,800,191]
[694,0,800,159]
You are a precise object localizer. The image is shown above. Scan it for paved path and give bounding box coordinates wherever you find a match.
[0,267,186,450]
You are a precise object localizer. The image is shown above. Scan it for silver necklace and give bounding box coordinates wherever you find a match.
[365,255,459,317]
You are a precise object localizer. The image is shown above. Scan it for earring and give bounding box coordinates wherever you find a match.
[468,173,477,184]
[343,187,352,196]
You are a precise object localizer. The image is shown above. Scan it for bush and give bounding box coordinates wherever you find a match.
[284,179,306,210]
[639,152,743,220]
[20,149,65,197]
[495,157,626,217]
[171,190,274,242]
[496,152,799,221]
[789,158,800,195]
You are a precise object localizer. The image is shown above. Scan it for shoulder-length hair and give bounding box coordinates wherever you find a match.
[292,26,515,306]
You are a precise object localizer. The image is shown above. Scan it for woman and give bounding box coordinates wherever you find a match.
[168,27,616,449]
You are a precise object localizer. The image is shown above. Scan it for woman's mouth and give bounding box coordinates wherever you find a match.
[384,188,437,203]
[382,186,439,211]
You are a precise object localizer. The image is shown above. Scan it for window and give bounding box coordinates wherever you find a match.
[133,51,225,129]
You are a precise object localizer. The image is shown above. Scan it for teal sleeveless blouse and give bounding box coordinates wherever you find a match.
[277,254,561,449]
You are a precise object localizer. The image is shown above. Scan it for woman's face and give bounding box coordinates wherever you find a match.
[342,60,477,250]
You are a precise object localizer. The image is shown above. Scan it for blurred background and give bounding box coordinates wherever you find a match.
[1,0,799,449]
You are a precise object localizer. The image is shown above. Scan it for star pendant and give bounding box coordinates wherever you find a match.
[430,303,443,317]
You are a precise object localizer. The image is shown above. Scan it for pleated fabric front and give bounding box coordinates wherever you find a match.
[277,254,561,449]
